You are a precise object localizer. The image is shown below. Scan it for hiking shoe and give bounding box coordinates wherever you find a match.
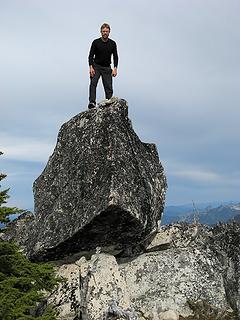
[88,102,96,109]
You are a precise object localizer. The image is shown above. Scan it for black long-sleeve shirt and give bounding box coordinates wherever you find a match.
[88,38,118,68]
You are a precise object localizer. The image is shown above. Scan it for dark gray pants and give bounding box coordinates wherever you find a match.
[89,63,113,103]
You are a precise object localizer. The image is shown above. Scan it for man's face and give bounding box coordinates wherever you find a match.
[101,27,110,40]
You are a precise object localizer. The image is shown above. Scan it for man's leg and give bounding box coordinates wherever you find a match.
[89,66,101,104]
[101,66,113,99]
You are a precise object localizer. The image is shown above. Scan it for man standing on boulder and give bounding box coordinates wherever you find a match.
[88,23,119,109]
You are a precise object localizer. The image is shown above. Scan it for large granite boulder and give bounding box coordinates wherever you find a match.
[21,97,166,261]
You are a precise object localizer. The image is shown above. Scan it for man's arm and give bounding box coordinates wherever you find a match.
[88,41,96,77]
[112,41,118,77]
[88,40,95,66]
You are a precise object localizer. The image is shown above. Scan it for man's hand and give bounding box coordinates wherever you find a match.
[89,65,95,78]
[112,67,117,77]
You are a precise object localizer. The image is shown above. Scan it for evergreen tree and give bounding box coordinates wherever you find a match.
[0,152,59,319]
[0,152,23,224]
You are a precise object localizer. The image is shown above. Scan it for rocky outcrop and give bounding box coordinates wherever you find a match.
[2,98,167,261]
[0,211,34,242]
[48,222,240,320]
[2,98,239,319]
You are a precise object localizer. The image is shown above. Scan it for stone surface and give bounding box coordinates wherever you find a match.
[2,97,239,319]
[48,262,80,319]
[48,252,135,320]
[159,310,179,320]
[2,97,166,261]
[0,211,34,242]
[47,222,240,320]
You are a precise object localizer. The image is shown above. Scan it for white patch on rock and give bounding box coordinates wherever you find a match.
[50,253,133,319]
[82,253,131,319]
[98,96,120,107]
[48,263,80,319]
[78,118,88,128]
[159,310,179,320]
[146,229,172,251]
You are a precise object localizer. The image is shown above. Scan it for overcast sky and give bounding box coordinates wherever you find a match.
[1,0,240,209]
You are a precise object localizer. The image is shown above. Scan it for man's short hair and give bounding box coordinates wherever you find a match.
[101,23,111,31]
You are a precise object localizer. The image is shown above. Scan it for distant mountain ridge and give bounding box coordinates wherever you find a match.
[163,201,240,225]
[2,203,240,228]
